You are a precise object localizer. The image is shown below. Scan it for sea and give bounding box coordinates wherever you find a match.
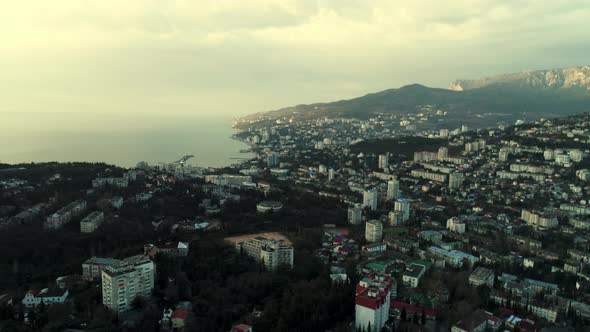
[0,112,252,168]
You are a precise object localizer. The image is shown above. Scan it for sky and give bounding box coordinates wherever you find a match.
[1,0,589,116]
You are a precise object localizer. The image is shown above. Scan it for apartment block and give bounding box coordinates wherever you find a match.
[101,255,155,313]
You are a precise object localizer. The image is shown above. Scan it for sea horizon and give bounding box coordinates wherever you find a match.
[0,111,253,168]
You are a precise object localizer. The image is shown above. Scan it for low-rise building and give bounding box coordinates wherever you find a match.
[80,211,104,233]
[144,241,189,258]
[82,257,121,281]
[45,200,87,229]
[22,288,69,308]
[451,310,502,332]
[428,246,479,268]
[402,264,426,288]
[447,216,466,234]
[236,237,294,271]
[468,267,495,288]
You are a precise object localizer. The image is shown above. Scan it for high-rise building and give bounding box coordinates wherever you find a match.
[394,199,410,223]
[386,178,400,201]
[439,129,449,138]
[267,153,279,168]
[437,147,448,160]
[328,168,335,182]
[355,275,393,332]
[449,172,465,190]
[348,204,363,225]
[378,154,389,171]
[101,255,155,313]
[498,148,510,162]
[365,220,383,243]
[388,211,403,226]
[363,189,378,211]
[236,237,294,271]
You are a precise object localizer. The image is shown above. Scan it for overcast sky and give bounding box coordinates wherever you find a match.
[1,0,588,116]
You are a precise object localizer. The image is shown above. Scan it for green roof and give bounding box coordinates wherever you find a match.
[366,259,398,272]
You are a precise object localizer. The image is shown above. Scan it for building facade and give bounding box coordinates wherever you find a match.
[80,211,104,233]
[363,189,378,211]
[236,237,294,271]
[365,220,383,243]
[355,275,393,332]
[101,255,155,313]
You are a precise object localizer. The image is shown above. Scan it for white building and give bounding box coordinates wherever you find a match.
[428,246,479,268]
[363,189,378,211]
[469,267,495,287]
[576,169,590,181]
[236,237,294,271]
[82,257,121,281]
[402,264,426,288]
[449,172,465,190]
[101,255,155,313]
[437,146,449,159]
[569,149,584,163]
[498,148,510,162]
[92,177,128,188]
[394,199,410,223]
[446,217,466,234]
[80,211,105,233]
[348,204,363,225]
[386,178,400,201]
[365,220,383,243]
[521,209,558,229]
[388,211,403,226]
[378,154,389,171]
[355,275,393,332]
[22,289,69,308]
[45,200,87,229]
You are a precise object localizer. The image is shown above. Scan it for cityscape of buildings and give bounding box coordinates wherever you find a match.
[2,109,590,331]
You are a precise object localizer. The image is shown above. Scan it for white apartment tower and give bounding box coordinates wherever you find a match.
[355,275,393,332]
[437,147,449,160]
[394,199,410,223]
[101,255,155,313]
[386,178,400,201]
[449,172,465,190]
[365,220,383,243]
[363,189,378,211]
[348,203,363,225]
[378,154,389,171]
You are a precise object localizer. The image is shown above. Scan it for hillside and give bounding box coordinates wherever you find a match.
[238,65,590,129]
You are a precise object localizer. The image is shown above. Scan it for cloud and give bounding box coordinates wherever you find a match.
[0,0,589,115]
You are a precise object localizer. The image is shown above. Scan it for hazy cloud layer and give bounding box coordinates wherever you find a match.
[1,0,588,115]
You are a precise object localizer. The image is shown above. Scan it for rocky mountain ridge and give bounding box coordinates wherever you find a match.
[450,65,590,91]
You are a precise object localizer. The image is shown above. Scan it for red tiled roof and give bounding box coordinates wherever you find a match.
[390,300,437,317]
[231,324,253,332]
[171,309,188,320]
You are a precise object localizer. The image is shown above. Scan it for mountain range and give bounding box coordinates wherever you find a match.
[242,65,590,128]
